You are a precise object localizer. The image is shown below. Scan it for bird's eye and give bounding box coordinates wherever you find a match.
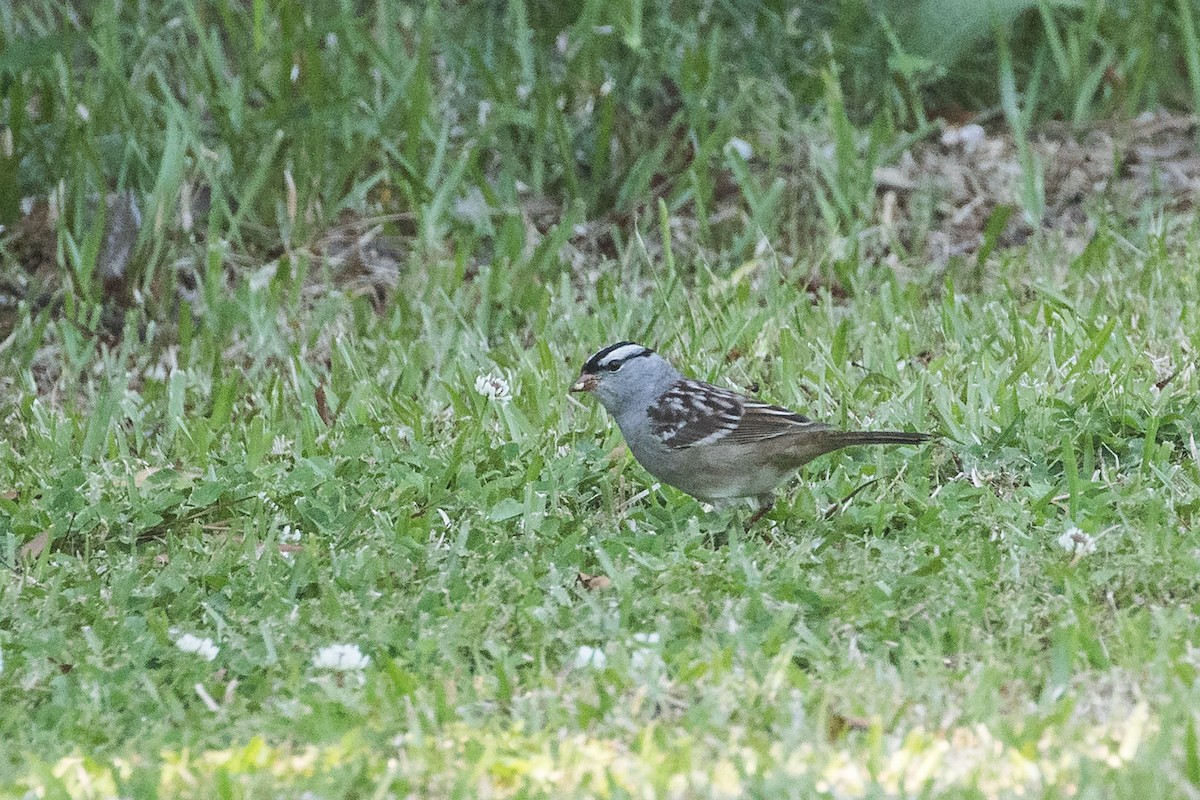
[603,362,622,372]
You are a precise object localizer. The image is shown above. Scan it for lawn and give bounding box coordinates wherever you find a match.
[2,1,1200,798]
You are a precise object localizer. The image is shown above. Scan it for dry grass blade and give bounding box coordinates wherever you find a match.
[823,478,882,520]
[315,384,335,427]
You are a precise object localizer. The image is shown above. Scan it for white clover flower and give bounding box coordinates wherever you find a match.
[174,633,219,661]
[313,643,370,671]
[1057,527,1097,557]
[724,137,753,160]
[474,373,512,404]
[573,645,607,670]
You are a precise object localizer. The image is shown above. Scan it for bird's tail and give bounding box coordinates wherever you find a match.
[776,429,930,469]
[826,430,931,448]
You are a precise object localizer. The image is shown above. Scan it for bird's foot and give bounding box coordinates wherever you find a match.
[745,495,774,526]
[744,495,776,541]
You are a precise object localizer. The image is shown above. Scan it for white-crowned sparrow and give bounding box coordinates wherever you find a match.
[571,341,930,522]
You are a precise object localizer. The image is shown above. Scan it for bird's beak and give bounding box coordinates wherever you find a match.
[570,373,597,393]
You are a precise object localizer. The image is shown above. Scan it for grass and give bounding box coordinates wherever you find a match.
[3,221,1200,797]
[3,0,1200,797]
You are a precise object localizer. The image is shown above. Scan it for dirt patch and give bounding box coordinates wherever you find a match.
[874,112,1199,262]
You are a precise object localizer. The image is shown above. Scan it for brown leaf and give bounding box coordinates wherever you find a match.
[801,274,849,300]
[1155,370,1178,391]
[0,490,17,501]
[18,532,49,561]
[576,572,612,591]
[278,543,303,555]
[315,383,335,427]
[827,711,873,739]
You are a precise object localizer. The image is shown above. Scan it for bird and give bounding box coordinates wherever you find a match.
[570,341,930,524]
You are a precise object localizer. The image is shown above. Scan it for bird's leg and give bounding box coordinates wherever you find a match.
[745,494,775,528]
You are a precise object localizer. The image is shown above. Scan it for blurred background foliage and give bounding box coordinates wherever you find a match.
[0,0,1197,326]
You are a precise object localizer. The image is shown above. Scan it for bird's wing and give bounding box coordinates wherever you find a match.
[647,380,827,449]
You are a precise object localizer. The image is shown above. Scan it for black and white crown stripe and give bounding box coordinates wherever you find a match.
[582,341,653,374]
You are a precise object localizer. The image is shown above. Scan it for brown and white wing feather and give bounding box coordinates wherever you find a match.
[648,380,828,450]
[722,400,830,444]
[646,380,742,448]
